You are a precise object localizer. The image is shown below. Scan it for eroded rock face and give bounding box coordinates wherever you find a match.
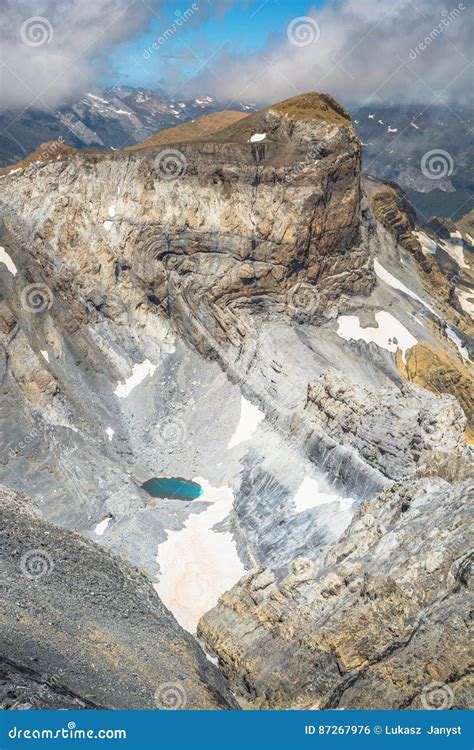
[398,343,474,443]
[0,92,472,711]
[363,176,419,254]
[299,370,472,482]
[0,486,238,710]
[0,93,370,360]
[198,479,473,710]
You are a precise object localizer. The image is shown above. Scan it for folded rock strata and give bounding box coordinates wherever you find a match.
[0,91,472,710]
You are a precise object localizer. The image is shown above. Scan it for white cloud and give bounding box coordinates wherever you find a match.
[187,0,472,106]
[0,0,153,108]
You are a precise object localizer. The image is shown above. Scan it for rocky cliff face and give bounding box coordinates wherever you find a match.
[198,479,473,710]
[0,92,471,709]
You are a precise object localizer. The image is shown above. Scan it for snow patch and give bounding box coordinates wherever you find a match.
[455,288,474,319]
[155,478,245,633]
[228,396,265,449]
[439,237,468,269]
[108,204,116,218]
[387,126,397,133]
[105,427,115,441]
[114,360,157,398]
[95,516,112,536]
[337,311,417,362]
[103,220,113,232]
[249,133,266,142]
[374,259,437,316]
[87,93,109,104]
[0,247,17,275]
[293,476,354,539]
[293,476,352,512]
[446,326,470,361]
[413,231,437,255]
[40,350,49,363]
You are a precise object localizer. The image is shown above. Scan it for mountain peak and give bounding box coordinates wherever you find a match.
[271,92,351,124]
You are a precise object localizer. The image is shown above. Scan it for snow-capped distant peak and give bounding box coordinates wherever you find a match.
[87,92,109,104]
[194,96,214,106]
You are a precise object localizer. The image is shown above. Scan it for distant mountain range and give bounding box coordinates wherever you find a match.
[353,103,474,222]
[0,86,255,165]
[1,86,472,222]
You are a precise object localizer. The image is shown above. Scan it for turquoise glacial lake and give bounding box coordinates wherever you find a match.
[141,477,203,500]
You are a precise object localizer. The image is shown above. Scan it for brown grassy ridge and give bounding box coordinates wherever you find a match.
[124,111,250,151]
[272,93,351,125]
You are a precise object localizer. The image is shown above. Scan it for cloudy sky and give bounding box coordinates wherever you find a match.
[0,0,472,109]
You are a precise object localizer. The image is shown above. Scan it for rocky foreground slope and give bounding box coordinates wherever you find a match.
[199,479,473,709]
[0,92,472,709]
[0,486,237,710]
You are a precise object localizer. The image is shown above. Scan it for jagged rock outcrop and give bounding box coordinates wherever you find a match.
[198,479,473,710]
[0,485,238,710]
[297,370,472,483]
[397,343,474,442]
[363,176,419,254]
